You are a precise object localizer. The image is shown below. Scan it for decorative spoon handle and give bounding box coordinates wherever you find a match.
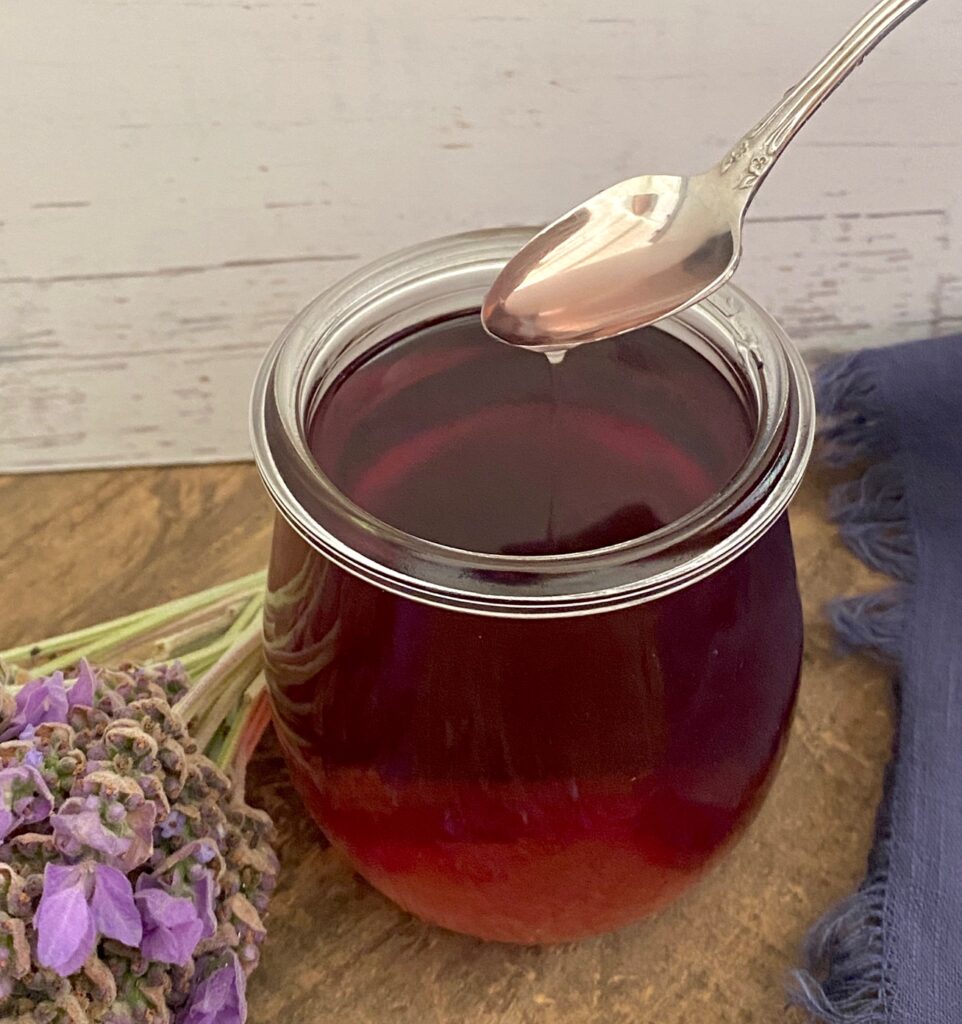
[718,0,930,197]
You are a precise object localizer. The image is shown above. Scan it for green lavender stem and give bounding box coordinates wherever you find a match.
[213,675,268,772]
[0,571,266,670]
[177,625,263,734]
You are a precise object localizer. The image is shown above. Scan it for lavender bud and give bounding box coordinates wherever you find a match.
[105,802,126,824]
[23,874,44,901]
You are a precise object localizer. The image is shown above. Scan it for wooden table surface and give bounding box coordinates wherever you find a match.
[0,463,891,1024]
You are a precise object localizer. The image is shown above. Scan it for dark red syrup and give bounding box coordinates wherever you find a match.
[264,314,803,942]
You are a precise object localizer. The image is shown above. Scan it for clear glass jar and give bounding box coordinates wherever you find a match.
[250,228,814,943]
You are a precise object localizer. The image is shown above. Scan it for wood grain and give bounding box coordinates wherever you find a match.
[0,463,892,1022]
[1,0,960,471]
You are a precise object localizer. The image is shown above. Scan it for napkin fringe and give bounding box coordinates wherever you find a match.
[828,589,907,664]
[790,351,909,1022]
[828,464,915,584]
[815,351,898,466]
[791,824,892,1024]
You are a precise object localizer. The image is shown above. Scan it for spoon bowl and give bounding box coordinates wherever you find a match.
[482,171,740,350]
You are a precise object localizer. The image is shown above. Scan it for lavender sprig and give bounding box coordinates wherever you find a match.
[0,575,277,1024]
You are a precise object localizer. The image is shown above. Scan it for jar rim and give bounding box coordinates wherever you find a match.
[250,228,814,617]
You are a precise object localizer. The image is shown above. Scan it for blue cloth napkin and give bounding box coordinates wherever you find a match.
[792,334,962,1022]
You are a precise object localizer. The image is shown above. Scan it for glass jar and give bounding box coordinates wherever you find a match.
[250,228,814,943]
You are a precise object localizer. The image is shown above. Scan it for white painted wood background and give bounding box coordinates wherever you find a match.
[1,0,959,473]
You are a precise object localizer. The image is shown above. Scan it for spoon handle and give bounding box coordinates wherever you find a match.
[717,0,930,197]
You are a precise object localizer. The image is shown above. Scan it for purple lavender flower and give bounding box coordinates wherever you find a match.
[34,862,141,976]
[135,876,205,966]
[67,658,98,709]
[0,671,68,741]
[150,840,219,940]
[159,808,188,839]
[23,747,44,769]
[177,952,247,1024]
[51,785,157,870]
[192,870,217,940]
[92,862,145,947]
[0,763,54,840]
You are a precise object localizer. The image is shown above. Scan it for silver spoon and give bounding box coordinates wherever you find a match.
[482,0,930,353]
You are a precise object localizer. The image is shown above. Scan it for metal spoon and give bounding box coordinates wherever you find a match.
[482,0,930,353]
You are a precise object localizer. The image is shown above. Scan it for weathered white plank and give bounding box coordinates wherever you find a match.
[1,0,959,472]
